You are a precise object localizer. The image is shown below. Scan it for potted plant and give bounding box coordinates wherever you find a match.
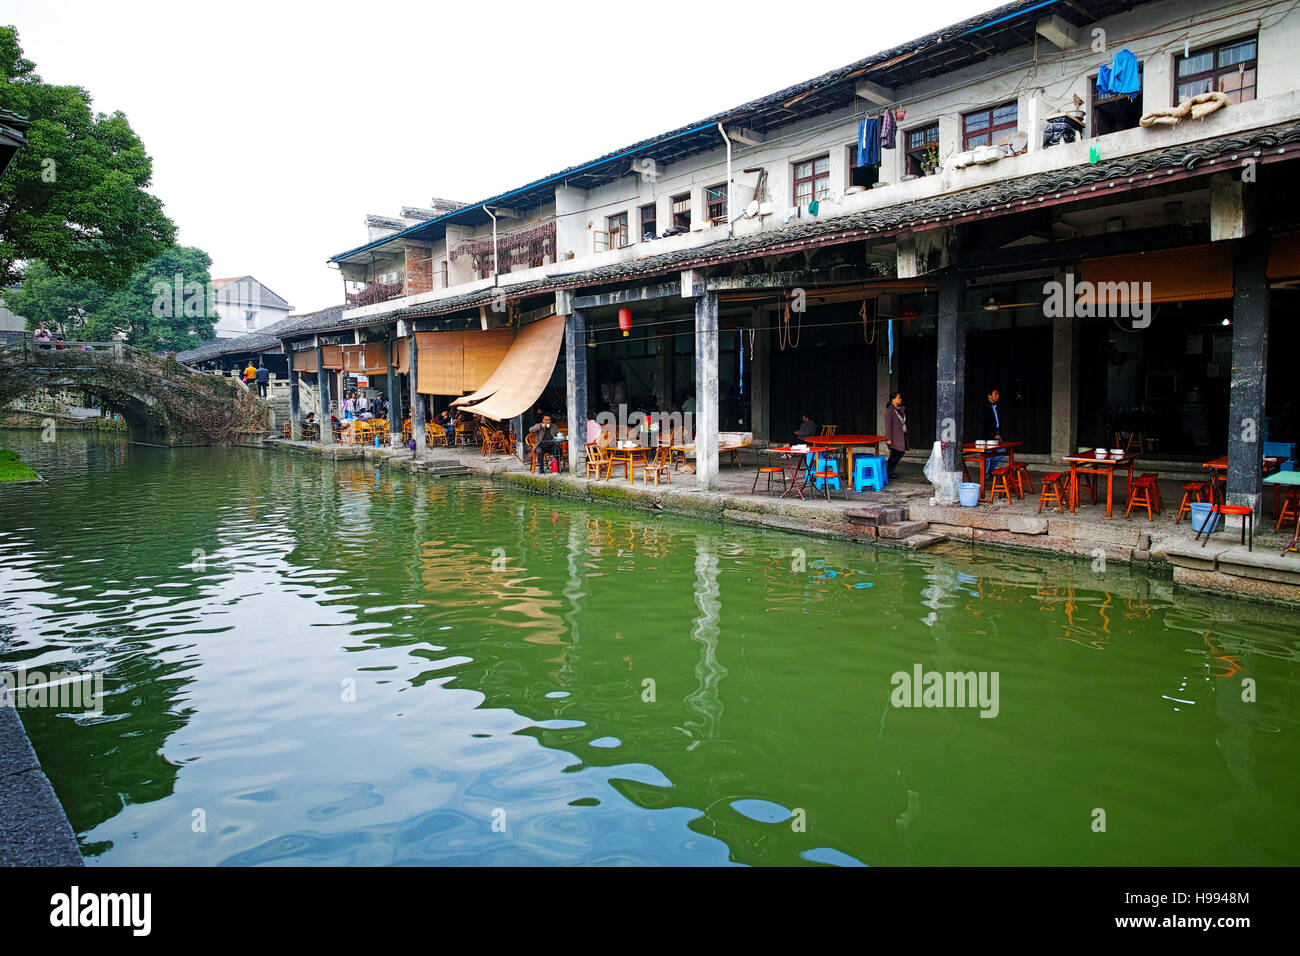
[921,143,941,175]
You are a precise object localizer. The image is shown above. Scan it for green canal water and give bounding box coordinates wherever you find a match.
[1,431,1298,866]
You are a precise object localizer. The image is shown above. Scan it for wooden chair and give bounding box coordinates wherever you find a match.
[1037,472,1067,514]
[428,423,449,447]
[525,432,540,472]
[1011,463,1034,498]
[281,421,292,439]
[1138,473,1163,512]
[481,424,510,456]
[642,445,672,485]
[1276,488,1298,531]
[584,443,609,479]
[1125,475,1158,521]
[988,466,1014,503]
[1176,482,1208,524]
[401,418,412,443]
[455,420,476,445]
[819,424,838,436]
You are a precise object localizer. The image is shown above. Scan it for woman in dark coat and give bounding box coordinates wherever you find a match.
[884,391,907,479]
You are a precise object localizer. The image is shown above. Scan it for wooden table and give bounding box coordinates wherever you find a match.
[1264,471,1300,556]
[1203,455,1284,508]
[606,445,650,484]
[1064,450,1136,518]
[962,441,1022,500]
[763,446,812,499]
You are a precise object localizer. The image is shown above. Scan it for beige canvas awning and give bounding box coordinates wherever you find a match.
[452,314,564,421]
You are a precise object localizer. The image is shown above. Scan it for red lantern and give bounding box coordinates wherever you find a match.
[618,307,632,337]
[894,107,907,122]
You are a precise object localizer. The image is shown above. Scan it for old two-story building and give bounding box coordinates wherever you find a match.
[279,0,1300,518]
[212,276,294,339]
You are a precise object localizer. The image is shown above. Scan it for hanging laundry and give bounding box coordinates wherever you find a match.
[1096,64,1112,99]
[1109,48,1140,97]
[1096,48,1140,98]
[881,110,897,150]
[887,319,895,374]
[857,116,882,167]
[807,200,820,216]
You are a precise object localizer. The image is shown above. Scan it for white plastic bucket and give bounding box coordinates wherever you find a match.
[1189,502,1221,534]
[958,482,981,507]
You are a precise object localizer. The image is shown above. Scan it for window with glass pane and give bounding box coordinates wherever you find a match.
[963,102,1017,150]
[905,123,940,176]
[607,212,629,248]
[704,184,727,223]
[671,193,691,230]
[1175,36,1256,104]
[639,203,656,241]
[793,155,830,205]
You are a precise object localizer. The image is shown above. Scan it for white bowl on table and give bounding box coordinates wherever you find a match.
[1109,448,1125,456]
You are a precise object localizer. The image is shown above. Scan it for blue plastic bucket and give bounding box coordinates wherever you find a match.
[958,482,981,507]
[1189,502,1221,534]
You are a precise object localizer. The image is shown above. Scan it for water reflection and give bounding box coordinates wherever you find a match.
[1,431,1298,866]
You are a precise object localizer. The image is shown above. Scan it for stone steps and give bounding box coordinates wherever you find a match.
[877,519,930,539]
[903,532,945,550]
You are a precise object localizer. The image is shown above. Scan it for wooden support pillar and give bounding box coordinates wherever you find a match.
[387,328,401,448]
[935,268,966,473]
[565,308,587,474]
[694,290,720,490]
[285,343,300,440]
[1050,267,1079,459]
[409,332,426,455]
[1226,229,1270,515]
[748,307,769,440]
[315,341,332,445]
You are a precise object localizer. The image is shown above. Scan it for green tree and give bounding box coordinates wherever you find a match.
[99,245,219,351]
[0,26,175,289]
[4,259,112,339]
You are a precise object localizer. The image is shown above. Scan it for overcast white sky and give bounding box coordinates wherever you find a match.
[1,0,1001,313]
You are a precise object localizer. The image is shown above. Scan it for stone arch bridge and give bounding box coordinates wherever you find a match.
[0,339,269,445]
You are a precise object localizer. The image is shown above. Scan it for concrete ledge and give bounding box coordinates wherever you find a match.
[1173,565,1300,606]
[0,705,83,866]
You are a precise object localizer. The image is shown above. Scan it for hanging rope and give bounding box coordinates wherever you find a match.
[861,299,876,344]
[779,300,802,351]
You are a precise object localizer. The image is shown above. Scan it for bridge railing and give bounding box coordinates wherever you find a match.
[2,336,211,376]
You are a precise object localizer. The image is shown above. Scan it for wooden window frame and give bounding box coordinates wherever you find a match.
[1175,35,1257,105]
[606,211,629,249]
[904,122,940,176]
[962,102,1018,151]
[792,154,830,207]
[671,193,691,230]
[704,183,728,224]
[639,203,657,241]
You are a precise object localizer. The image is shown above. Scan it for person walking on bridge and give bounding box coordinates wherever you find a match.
[243,361,257,385]
[255,364,269,398]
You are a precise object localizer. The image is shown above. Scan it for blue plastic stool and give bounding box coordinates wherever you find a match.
[853,455,886,493]
[811,453,840,491]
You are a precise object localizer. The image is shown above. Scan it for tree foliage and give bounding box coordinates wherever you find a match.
[3,259,111,339]
[9,245,219,351]
[0,26,175,289]
[100,245,219,351]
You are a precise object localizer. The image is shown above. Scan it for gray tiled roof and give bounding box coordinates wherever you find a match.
[293,120,1300,338]
[177,305,345,363]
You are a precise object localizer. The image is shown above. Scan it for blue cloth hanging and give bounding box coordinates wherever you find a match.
[1096,48,1140,98]
[887,319,894,374]
[857,117,882,167]
[1109,48,1140,96]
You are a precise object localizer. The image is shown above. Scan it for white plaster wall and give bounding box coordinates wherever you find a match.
[341,0,1300,323]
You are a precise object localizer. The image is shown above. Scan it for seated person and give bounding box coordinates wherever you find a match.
[529,414,562,472]
[793,414,818,443]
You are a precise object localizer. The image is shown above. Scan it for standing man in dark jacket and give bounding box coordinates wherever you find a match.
[884,391,907,479]
[255,364,270,398]
[980,387,1005,477]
